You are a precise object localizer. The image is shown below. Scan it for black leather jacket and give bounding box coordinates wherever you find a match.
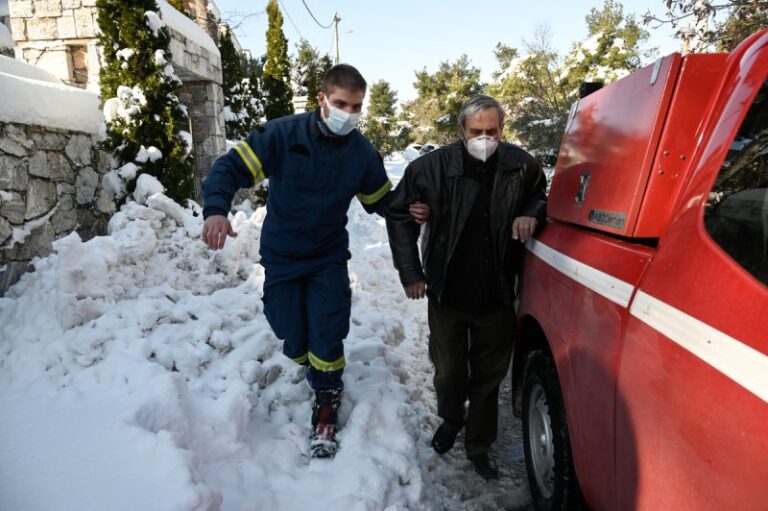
[385,141,547,305]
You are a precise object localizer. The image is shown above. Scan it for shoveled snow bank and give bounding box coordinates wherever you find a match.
[157,0,219,56]
[0,71,102,133]
[0,54,61,83]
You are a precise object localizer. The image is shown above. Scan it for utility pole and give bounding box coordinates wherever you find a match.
[333,13,341,64]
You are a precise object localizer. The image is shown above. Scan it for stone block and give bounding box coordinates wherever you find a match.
[74,8,95,37]
[0,261,33,296]
[31,130,66,150]
[61,0,81,8]
[0,155,29,190]
[52,195,77,234]
[95,189,115,214]
[76,207,93,230]
[64,134,92,165]
[56,181,75,195]
[81,0,95,6]
[5,124,35,149]
[0,191,26,224]
[0,217,12,245]
[4,221,54,260]
[75,166,97,204]
[9,0,34,18]
[48,151,74,182]
[26,18,58,40]
[35,49,71,81]
[95,149,110,173]
[0,137,28,157]
[32,0,63,17]
[25,178,57,219]
[28,151,49,178]
[57,13,76,38]
[10,18,26,40]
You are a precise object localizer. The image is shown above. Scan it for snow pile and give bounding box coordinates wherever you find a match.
[0,55,62,83]
[0,183,448,509]
[157,0,219,56]
[0,69,102,133]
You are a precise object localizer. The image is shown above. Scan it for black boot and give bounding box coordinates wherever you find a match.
[431,421,462,454]
[310,389,341,459]
[468,452,499,480]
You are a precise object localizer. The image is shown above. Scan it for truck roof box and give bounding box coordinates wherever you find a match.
[548,52,728,238]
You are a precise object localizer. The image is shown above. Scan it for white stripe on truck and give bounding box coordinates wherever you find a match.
[527,239,768,404]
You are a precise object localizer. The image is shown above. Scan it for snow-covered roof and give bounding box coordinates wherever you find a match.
[157,0,219,56]
[0,55,61,83]
[0,68,102,133]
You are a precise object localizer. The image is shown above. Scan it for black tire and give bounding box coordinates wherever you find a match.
[522,349,581,510]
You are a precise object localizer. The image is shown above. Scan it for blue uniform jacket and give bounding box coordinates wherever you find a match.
[203,110,393,264]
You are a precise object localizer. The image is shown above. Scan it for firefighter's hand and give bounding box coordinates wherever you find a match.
[409,201,430,225]
[405,280,427,300]
[202,215,237,250]
[512,216,538,243]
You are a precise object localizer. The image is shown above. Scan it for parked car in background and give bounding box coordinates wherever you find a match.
[402,143,440,162]
[513,29,768,511]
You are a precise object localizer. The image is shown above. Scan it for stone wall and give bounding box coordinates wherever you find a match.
[179,81,225,200]
[9,0,101,88]
[0,120,114,294]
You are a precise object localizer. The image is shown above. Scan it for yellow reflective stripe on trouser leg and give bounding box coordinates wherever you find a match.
[356,179,393,205]
[232,141,266,183]
[292,353,309,365]
[308,352,345,372]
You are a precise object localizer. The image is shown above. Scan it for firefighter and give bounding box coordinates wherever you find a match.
[201,64,428,458]
[385,95,546,479]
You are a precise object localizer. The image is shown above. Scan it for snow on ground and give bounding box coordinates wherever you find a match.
[0,170,532,510]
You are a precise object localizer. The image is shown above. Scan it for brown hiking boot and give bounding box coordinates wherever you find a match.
[309,389,341,459]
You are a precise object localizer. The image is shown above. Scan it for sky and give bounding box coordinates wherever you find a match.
[214,0,684,104]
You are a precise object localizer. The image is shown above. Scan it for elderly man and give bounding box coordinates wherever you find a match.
[386,95,546,479]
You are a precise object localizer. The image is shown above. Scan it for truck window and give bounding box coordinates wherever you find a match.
[705,78,768,286]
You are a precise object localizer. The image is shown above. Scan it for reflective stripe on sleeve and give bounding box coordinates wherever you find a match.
[308,352,345,372]
[356,179,393,205]
[233,141,266,183]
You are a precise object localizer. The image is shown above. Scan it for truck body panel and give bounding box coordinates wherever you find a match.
[517,29,768,510]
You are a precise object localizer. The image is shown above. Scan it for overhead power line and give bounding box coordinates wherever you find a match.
[277,0,304,40]
[302,0,334,29]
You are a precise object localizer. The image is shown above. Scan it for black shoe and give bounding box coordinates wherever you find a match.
[431,421,462,454]
[310,389,341,459]
[468,452,499,480]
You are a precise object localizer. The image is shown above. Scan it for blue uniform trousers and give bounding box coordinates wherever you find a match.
[262,256,351,391]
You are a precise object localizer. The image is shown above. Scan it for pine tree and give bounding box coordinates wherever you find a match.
[360,80,407,155]
[263,0,293,120]
[292,39,332,112]
[219,27,260,140]
[402,55,483,144]
[97,0,194,203]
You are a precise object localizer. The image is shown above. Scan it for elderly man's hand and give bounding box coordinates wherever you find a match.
[405,280,427,299]
[202,215,238,250]
[409,201,430,225]
[511,216,538,243]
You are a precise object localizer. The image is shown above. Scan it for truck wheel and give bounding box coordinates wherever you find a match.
[522,349,580,511]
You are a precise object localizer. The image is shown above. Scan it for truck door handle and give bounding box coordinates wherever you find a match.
[575,172,591,205]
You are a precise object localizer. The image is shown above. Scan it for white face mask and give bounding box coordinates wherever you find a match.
[466,135,499,162]
[322,98,360,136]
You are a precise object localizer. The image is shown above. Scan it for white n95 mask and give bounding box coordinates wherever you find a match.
[466,135,499,162]
[323,98,360,136]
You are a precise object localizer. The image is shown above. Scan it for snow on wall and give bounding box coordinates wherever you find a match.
[0,71,102,133]
[157,0,219,56]
[0,23,11,49]
[0,55,61,83]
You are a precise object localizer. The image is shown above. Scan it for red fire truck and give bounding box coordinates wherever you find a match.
[514,29,768,510]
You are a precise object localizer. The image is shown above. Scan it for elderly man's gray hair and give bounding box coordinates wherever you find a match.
[457,95,506,131]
